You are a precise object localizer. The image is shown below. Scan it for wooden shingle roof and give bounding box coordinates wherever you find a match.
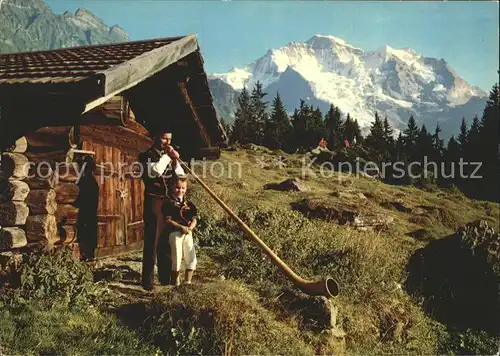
[0,36,184,84]
[0,35,228,148]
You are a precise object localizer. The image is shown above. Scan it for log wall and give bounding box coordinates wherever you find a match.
[1,94,150,258]
[0,116,79,252]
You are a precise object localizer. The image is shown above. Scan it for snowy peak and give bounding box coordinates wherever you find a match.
[212,34,487,136]
[306,34,362,52]
[374,45,420,62]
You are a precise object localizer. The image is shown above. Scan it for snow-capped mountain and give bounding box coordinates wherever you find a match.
[210,35,487,137]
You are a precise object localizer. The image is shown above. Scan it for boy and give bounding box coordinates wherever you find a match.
[162,175,198,286]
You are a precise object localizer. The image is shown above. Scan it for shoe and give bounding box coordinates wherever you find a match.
[143,284,155,291]
[171,271,181,286]
[185,269,194,284]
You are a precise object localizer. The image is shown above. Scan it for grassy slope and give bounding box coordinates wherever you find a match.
[187,147,499,354]
[1,147,498,355]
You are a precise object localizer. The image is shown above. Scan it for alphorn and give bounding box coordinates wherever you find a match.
[180,160,339,298]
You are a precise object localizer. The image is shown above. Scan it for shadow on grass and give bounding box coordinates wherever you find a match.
[405,233,498,335]
[110,299,219,355]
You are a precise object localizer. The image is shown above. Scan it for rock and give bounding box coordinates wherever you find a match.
[242,143,273,154]
[279,289,339,331]
[292,198,357,224]
[331,190,367,201]
[264,178,306,192]
[380,201,412,213]
[313,296,339,329]
[292,197,393,229]
[353,214,394,228]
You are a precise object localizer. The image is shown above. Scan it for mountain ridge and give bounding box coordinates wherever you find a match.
[211,34,487,138]
[0,0,128,53]
[0,0,487,139]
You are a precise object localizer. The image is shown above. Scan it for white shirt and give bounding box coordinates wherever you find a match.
[147,151,185,177]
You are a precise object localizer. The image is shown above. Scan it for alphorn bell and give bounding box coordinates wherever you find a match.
[179,159,339,298]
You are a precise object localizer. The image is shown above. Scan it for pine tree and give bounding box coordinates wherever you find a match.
[220,118,233,141]
[343,114,363,143]
[403,115,419,157]
[457,117,468,152]
[264,92,292,150]
[352,119,363,143]
[309,107,325,147]
[365,112,386,157]
[478,82,500,201]
[291,100,309,151]
[396,132,405,160]
[231,87,252,144]
[468,115,481,138]
[415,124,434,162]
[383,117,394,142]
[383,117,395,156]
[291,101,326,150]
[432,123,444,158]
[325,104,343,148]
[249,81,269,145]
[466,116,481,160]
[446,135,461,162]
[480,83,500,146]
[440,135,461,187]
[343,113,353,141]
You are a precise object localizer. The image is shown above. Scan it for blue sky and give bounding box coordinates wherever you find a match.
[46,0,499,91]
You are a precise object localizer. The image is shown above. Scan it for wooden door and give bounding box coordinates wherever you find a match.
[123,155,145,245]
[81,139,145,253]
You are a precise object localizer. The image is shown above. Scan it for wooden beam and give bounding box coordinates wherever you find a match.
[178,80,211,147]
[83,35,199,114]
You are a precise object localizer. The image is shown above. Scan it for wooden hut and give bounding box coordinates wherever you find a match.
[0,35,227,258]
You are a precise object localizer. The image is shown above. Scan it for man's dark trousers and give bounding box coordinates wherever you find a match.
[142,195,172,287]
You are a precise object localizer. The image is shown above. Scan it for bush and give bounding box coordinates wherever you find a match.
[1,246,105,311]
[437,327,499,355]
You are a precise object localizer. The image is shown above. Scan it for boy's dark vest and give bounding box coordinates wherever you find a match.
[139,147,176,198]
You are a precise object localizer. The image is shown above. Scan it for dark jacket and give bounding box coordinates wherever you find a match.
[162,196,198,234]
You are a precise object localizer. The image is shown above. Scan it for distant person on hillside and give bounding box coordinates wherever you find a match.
[344,139,350,148]
[352,136,357,146]
[319,138,328,150]
[310,138,331,155]
[162,175,198,286]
